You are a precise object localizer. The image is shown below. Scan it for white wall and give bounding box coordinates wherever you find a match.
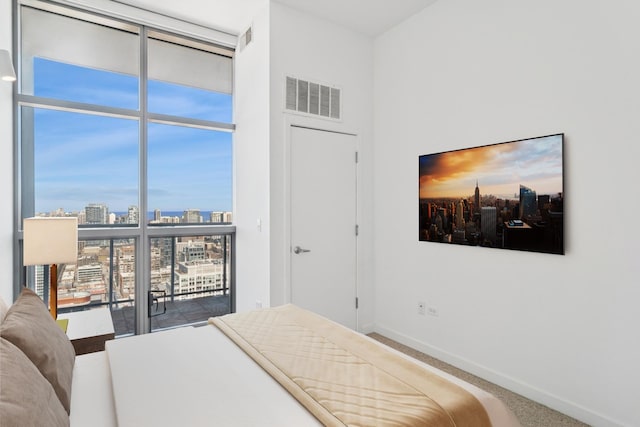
[373,1,640,426]
[0,1,14,304]
[268,2,375,330]
[233,3,272,313]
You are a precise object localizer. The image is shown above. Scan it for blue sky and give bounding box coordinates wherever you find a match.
[33,58,232,214]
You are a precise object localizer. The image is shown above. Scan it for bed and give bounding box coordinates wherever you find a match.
[1,289,521,426]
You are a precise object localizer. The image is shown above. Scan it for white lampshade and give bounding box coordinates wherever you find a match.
[0,49,16,82]
[23,217,78,266]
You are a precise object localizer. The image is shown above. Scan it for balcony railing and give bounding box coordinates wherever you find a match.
[22,228,235,336]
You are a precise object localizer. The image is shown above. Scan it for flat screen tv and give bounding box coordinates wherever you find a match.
[419,133,564,255]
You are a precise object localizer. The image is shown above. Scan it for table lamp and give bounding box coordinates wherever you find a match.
[23,217,78,319]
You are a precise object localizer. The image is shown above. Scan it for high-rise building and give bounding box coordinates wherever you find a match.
[77,210,87,225]
[456,199,465,229]
[34,265,45,297]
[154,209,162,222]
[149,240,173,295]
[481,206,497,244]
[436,208,448,233]
[435,215,443,234]
[474,180,480,212]
[153,237,174,268]
[76,263,103,284]
[182,209,201,224]
[177,240,206,262]
[452,229,466,244]
[175,260,225,299]
[154,215,181,224]
[210,212,223,223]
[209,211,233,223]
[519,185,537,219]
[85,203,109,224]
[115,244,135,300]
[429,224,438,241]
[127,205,139,224]
[538,194,551,211]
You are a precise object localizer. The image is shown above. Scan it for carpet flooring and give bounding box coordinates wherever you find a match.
[368,333,590,427]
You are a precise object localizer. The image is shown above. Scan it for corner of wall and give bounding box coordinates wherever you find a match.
[1,0,15,303]
[233,3,271,312]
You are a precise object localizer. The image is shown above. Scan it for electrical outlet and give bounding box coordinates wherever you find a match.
[427,306,439,317]
[418,301,426,315]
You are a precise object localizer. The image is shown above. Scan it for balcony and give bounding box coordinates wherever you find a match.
[23,230,235,336]
[60,292,231,336]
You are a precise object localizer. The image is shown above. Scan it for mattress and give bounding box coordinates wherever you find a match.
[211,304,494,426]
[70,351,116,427]
[104,308,521,426]
[106,326,321,426]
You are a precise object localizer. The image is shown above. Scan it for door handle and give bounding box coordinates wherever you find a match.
[148,290,167,318]
[293,246,311,254]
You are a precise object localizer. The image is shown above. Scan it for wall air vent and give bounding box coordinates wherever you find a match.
[239,26,252,51]
[285,76,341,120]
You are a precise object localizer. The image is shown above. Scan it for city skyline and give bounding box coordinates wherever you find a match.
[419,134,563,200]
[35,204,232,226]
[418,134,564,254]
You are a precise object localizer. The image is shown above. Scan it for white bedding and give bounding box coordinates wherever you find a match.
[101,324,520,426]
[106,326,321,426]
[70,351,116,427]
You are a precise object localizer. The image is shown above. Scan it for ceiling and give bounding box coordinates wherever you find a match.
[275,0,437,37]
[117,0,437,37]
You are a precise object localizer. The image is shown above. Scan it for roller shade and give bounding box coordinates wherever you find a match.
[148,37,232,94]
[21,5,233,96]
[21,5,139,94]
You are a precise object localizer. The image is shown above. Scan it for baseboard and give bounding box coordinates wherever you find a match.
[374,324,627,427]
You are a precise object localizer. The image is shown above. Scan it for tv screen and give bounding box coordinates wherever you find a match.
[419,133,564,255]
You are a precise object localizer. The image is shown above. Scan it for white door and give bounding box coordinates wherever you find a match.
[290,126,357,329]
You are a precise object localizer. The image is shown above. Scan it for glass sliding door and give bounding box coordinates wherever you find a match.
[149,234,232,332]
[16,0,235,335]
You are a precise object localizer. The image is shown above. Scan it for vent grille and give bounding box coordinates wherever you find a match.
[285,76,341,120]
[239,26,252,51]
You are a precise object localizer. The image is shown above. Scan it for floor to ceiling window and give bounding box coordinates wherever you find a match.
[15,0,235,335]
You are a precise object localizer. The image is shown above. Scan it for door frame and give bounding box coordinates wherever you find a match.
[282,117,362,330]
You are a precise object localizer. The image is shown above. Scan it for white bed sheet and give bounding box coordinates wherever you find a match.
[105,323,521,427]
[70,351,116,427]
[106,326,322,427]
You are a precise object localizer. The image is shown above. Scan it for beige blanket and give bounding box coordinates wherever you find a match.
[210,305,492,427]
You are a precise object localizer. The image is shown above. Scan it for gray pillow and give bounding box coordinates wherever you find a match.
[0,337,69,427]
[0,288,76,414]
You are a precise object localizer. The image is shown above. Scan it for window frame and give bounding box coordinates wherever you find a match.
[13,0,237,334]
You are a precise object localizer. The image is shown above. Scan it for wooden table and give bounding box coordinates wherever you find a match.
[58,308,115,355]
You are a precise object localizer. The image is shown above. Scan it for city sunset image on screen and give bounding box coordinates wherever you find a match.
[419,134,564,255]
